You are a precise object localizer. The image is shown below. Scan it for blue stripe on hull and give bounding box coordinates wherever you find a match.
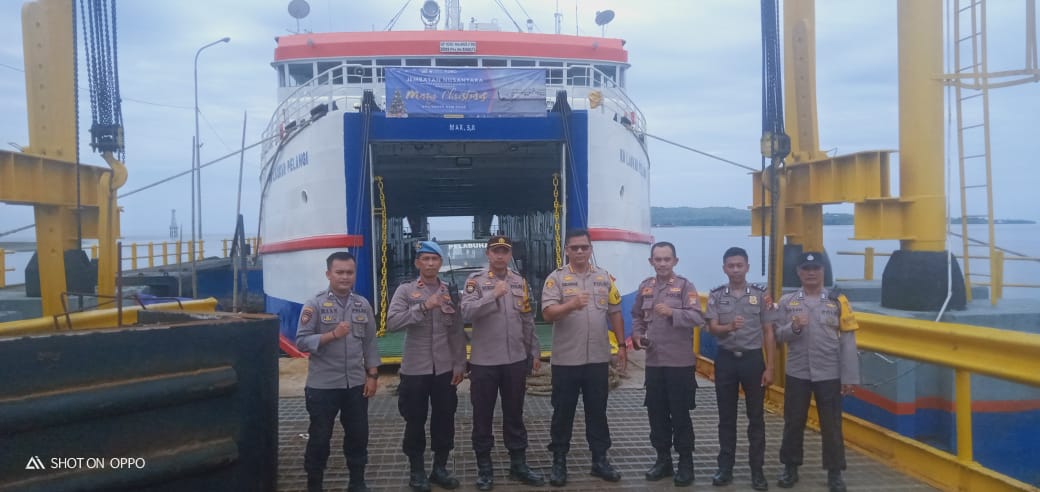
[844,397,1040,486]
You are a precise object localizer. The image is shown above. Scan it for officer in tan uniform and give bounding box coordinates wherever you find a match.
[295,251,381,492]
[705,246,775,491]
[387,241,467,492]
[460,235,543,490]
[774,252,860,492]
[542,228,627,487]
[631,241,703,487]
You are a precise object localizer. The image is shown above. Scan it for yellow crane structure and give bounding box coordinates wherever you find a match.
[753,0,1038,310]
[0,0,124,316]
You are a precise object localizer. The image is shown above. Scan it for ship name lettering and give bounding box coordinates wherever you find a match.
[619,148,647,178]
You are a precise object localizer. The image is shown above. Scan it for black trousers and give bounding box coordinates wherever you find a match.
[304,386,369,473]
[548,362,612,455]
[470,359,529,453]
[398,371,458,458]
[715,348,766,470]
[779,376,846,471]
[644,365,697,454]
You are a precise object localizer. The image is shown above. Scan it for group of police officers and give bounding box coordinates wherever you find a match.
[295,229,860,492]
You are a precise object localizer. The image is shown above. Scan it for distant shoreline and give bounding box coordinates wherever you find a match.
[651,206,1037,228]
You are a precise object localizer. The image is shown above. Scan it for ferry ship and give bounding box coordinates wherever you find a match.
[257,3,651,342]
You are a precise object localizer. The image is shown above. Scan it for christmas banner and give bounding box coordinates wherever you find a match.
[385,68,547,118]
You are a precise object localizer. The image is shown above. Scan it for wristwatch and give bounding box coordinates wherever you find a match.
[366,373,378,380]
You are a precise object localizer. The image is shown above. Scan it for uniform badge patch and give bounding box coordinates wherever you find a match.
[564,287,577,296]
[301,307,314,323]
[670,287,681,292]
[322,301,334,307]
[595,275,604,281]
[354,314,367,322]
[598,298,607,305]
[642,287,653,295]
[321,314,335,323]
[546,279,555,289]
[749,296,758,305]
[465,280,476,294]
[411,292,423,298]
[563,275,574,281]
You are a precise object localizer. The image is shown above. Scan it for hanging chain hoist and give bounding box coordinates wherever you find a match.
[552,172,562,269]
[375,176,389,337]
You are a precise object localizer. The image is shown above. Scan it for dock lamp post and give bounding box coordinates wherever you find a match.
[191,36,230,296]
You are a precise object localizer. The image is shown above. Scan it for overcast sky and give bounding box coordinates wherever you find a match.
[1,0,1037,241]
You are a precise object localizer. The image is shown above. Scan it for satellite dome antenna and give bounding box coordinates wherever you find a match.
[595,9,614,37]
[420,1,441,30]
[288,0,310,34]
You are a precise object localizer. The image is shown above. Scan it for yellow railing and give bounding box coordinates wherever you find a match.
[1,238,261,289]
[0,249,13,289]
[837,248,1040,303]
[692,289,1040,491]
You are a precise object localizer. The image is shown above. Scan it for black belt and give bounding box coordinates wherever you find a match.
[719,347,759,358]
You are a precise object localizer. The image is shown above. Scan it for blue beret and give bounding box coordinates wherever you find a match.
[416,241,443,257]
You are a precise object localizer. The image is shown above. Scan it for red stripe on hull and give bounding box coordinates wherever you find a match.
[259,234,365,254]
[854,386,1040,415]
[588,227,654,245]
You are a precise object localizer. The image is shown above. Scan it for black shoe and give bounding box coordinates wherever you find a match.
[306,472,323,492]
[475,453,494,491]
[429,454,460,490]
[646,450,674,481]
[549,453,568,487]
[673,452,694,487]
[508,450,545,486]
[777,465,799,488]
[711,468,733,486]
[347,465,369,492]
[408,455,432,492]
[751,468,769,491]
[590,454,622,482]
[827,470,847,492]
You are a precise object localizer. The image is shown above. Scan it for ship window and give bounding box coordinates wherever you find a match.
[288,63,315,86]
[317,62,342,84]
[567,66,590,86]
[546,68,564,85]
[377,58,403,66]
[346,65,373,84]
[482,58,507,67]
[510,59,536,67]
[435,58,478,66]
[538,60,563,67]
[277,64,287,87]
[406,58,432,66]
[594,65,617,87]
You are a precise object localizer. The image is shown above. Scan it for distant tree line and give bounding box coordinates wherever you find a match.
[651,207,1035,227]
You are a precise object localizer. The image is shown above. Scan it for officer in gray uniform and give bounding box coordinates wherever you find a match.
[460,235,543,490]
[542,228,627,487]
[774,252,860,492]
[295,251,381,492]
[631,241,703,487]
[705,247,775,491]
[387,241,467,492]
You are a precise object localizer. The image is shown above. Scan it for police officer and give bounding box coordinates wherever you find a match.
[705,247,775,491]
[460,235,544,490]
[631,241,703,487]
[387,241,467,491]
[775,252,860,492]
[295,251,381,492]
[542,228,628,487]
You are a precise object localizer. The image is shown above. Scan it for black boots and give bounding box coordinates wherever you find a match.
[827,469,847,492]
[428,452,460,489]
[475,452,494,491]
[673,451,694,487]
[711,468,733,486]
[777,465,799,488]
[347,464,370,492]
[549,452,568,487]
[306,471,323,492]
[508,449,545,486]
[645,449,674,481]
[590,452,621,482]
[408,455,431,492]
[751,467,769,490]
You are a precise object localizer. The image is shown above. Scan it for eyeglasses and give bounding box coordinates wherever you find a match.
[566,245,591,252]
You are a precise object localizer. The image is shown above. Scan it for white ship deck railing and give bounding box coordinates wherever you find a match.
[260,63,646,175]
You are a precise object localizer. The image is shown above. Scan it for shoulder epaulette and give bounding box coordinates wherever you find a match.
[749,283,767,292]
[710,284,726,293]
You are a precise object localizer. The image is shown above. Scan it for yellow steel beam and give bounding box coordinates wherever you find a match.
[897,0,946,251]
[0,150,110,208]
[0,298,219,337]
[22,0,76,161]
[782,0,828,164]
[855,311,1040,387]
